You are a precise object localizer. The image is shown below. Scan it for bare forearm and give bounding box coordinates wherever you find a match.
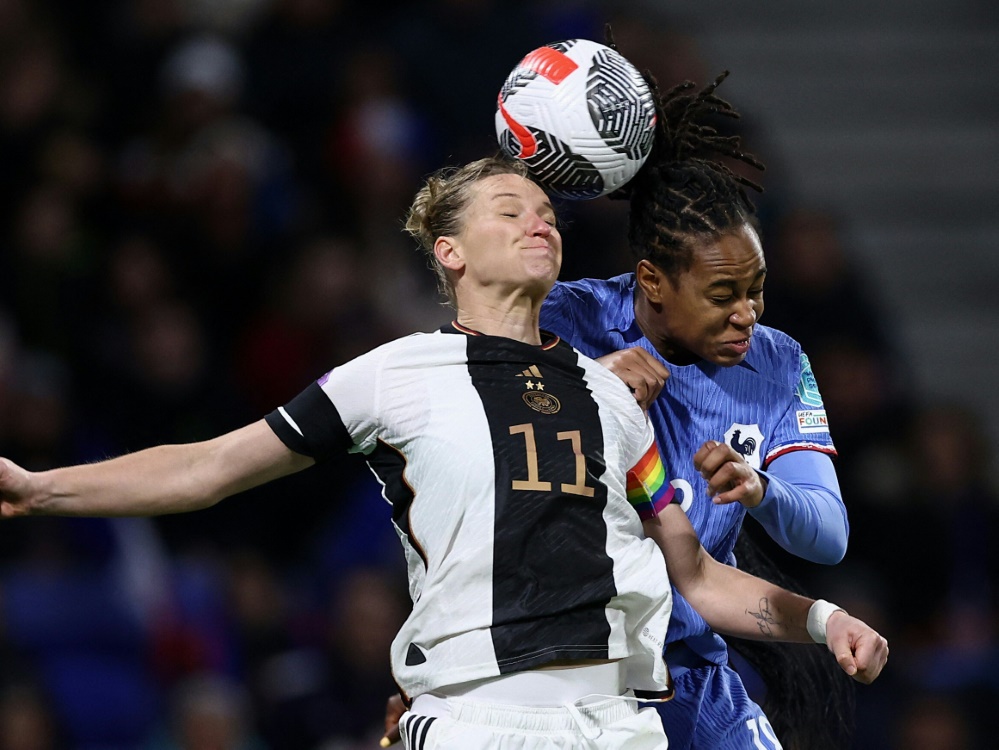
[644,506,813,642]
[8,421,311,519]
[680,560,814,642]
[644,508,889,682]
[29,443,224,517]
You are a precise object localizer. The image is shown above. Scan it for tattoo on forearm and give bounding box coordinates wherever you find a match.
[747,597,779,638]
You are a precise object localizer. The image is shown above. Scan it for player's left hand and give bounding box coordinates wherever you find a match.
[824,610,889,684]
[380,693,406,747]
[595,347,670,411]
[693,440,766,508]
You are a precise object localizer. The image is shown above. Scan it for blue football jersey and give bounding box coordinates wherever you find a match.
[541,274,837,664]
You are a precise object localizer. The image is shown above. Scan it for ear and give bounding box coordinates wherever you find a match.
[434,236,465,272]
[635,260,666,304]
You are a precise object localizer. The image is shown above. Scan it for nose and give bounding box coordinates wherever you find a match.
[528,214,552,237]
[730,298,757,329]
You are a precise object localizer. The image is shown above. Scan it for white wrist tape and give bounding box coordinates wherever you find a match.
[807,599,844,645]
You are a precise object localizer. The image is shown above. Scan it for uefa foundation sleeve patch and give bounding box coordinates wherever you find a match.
[626,443,676,520]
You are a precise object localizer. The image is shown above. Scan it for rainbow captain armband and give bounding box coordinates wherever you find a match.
[626,443,676,521]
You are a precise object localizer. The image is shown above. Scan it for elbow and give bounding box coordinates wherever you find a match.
[178,469,228,513]
[812,535,847,565]
[808,516,849,565]
[669,550,711,604]
[199,489,227,511]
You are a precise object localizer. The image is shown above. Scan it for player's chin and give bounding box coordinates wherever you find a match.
[708,349,748,367]
[516,278,556,306]
[521,263,559,291]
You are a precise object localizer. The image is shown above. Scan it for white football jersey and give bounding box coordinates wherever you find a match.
[265,324,674,700]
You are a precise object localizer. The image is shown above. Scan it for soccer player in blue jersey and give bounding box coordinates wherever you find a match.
[538,73,853,750]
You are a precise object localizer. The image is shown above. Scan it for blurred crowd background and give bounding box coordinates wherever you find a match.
[0,1,997,748]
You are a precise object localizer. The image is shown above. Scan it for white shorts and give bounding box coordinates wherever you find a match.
[400,664,668,750]
[400,698,667,749]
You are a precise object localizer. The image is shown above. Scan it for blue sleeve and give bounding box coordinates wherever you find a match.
[539,282,578,342]
[747,449,848,565]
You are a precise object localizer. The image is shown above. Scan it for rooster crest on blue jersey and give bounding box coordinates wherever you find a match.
[723,423,764,470]
[496,39,656,200]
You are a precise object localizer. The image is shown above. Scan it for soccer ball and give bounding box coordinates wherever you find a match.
[496,39,656,200]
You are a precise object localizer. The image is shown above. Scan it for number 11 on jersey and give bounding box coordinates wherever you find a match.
[508,423,595,497]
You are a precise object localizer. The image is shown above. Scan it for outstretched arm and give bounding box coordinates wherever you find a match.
[643,504,887,683]
[694,442,848,564]
[1,420,314,519]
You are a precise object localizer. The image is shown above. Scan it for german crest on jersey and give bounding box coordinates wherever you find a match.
[517,365,561,414]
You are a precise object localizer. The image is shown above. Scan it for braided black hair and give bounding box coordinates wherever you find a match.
[611,47,765,277]
[628,71,764,277]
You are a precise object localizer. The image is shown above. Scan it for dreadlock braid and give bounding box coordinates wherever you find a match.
[625,70,765,277]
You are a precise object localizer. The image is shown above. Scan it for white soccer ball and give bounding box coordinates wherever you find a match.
[496,39,656,200]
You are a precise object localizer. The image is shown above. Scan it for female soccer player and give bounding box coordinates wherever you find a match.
[1,156,885,750]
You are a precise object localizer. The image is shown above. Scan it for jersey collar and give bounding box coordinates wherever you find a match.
[442,321,562,351]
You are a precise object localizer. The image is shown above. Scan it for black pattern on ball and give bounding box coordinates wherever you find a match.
[499,127,605,200]
[586,49,655,159]
[499,67,538,102]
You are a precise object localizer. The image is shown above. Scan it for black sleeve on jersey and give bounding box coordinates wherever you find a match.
[264,381,353,461]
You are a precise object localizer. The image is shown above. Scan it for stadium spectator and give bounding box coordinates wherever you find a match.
[0,682,65,750]
[144,672,268,750]
[252,567,407,748]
